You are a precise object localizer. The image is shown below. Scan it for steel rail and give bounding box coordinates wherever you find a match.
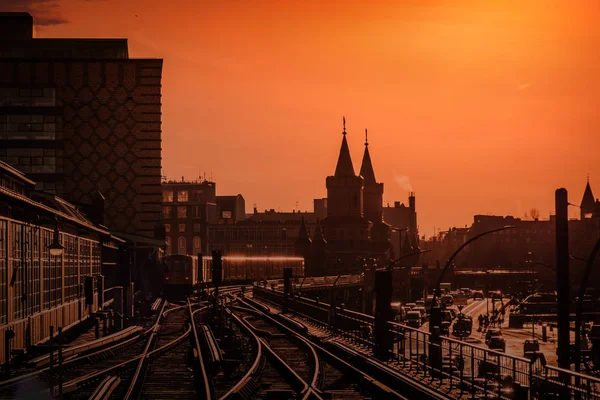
[240,296,409,400]
[188,299,213,399]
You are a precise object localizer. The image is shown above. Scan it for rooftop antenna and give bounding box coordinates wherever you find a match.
[342,116,346,135]
[295,201,299,211]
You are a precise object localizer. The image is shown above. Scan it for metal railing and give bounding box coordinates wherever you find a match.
[253,285,600,400]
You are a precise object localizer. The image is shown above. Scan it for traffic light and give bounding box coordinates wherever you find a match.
[212,250,222,287]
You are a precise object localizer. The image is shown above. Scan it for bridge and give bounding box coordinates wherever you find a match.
[252,284,600,400]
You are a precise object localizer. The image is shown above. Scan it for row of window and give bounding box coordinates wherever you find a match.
[0,219,101,324]
[162,189,208,203]
[162,205,205,219]
[164,236,201,255]
[165,223,203,233]
[0,88,58,107]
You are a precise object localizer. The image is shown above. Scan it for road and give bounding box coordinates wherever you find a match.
[460,297,560,366]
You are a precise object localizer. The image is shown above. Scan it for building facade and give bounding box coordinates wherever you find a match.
[0,13,163,238]
[161,178,216,256]
[0,160,123,365]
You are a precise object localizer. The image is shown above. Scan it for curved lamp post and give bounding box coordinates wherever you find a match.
[574,238,600,374]
[432,225,517,305]
[387,249,431,270]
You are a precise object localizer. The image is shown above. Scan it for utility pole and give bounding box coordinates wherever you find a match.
[555,189,571,375]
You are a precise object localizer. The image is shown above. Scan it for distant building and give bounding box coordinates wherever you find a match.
[207,219,307,257]
[422,178,600,292]
[0,12,163,238]
[215,195,246,223]
[161,178,217,255]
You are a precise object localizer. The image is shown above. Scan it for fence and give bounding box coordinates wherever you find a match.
[253,285,600,400]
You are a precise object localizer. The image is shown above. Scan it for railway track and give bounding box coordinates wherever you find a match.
[0,300,166,400]
[122,301,198,400]
[232,296,407,399]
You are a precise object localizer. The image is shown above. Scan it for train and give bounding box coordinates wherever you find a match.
[161,254,304,299]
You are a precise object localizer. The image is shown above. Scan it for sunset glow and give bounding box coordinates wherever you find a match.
[16,0,600,236]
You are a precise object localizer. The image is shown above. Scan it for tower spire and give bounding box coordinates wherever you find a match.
[333,116,355,177]
[359,128,376,185]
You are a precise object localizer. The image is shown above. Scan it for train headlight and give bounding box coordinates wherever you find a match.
[165,277,169,280]
[185,277,189,280]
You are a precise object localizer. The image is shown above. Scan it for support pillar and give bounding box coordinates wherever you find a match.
[374,269,393,360]
[555,189,570,371]
[283,268,292,314]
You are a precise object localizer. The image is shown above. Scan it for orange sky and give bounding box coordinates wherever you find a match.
[14,0,600,236]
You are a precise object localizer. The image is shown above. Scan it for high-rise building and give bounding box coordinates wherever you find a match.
[0,12,163,238]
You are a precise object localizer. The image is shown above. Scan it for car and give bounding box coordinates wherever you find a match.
[490,290,503,300]
[441,321,451,336]
[406,311,422,328]
[487,336,506,352]
[523,340,540,357]
[441,294,454,306]
[415,300,425,308]
[413,306,427,317]
[473,290,484,300]
[460,288,472,296]
[405,302,417,310]
[485,328,503,343]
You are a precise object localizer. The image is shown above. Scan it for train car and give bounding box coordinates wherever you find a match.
[162,254,198,299]
[199,255,304,285]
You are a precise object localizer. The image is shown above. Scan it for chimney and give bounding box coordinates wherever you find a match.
[394,201,401,208]
[409,192,416,210]
[0,13,34,40]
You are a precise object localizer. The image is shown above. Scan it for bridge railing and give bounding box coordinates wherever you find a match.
[252,285,600,400]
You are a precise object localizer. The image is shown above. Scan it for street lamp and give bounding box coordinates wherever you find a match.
[390,227,408,259]
[432,225,517,305]
[49,227,64,257]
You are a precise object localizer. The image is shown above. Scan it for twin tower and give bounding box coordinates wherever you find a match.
[300,118,391,276]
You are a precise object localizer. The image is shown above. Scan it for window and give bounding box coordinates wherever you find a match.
[162,191,173,202]
[192,206,203,218]
[80,240,91,277]
[177,206,187,219]
[194,223,202,232]
[178,224,186,232]
[91,241,101,276]
[178,237,186,254]
[162,206,172,219]
[64,235,79,302]
[193,236,201,250]
[222,210,232,219]
[194,190,204,202]
[0,220,6,324]
[164,224,170,233]
[177,190,188,202]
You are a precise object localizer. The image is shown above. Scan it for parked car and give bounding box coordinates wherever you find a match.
[487,336,506,352]
[473,290,484,300]
[405,302,416,310]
